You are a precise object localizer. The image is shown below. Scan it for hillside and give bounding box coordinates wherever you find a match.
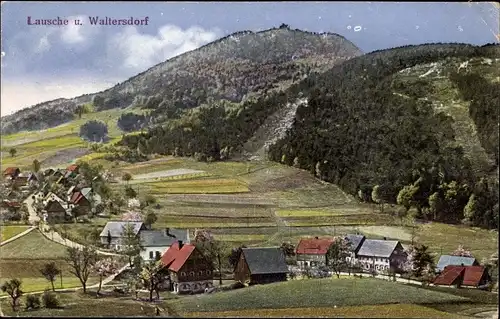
[0,26,361,135]
[121,43,499,230]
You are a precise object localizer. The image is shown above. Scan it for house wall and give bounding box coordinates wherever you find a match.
[99,236,123,250]
[357,256,391,273]
[296,254,327,267]
[250,273,287,285]
[46,211,68,224]
[141,246,169,261]
[234,253,251,284]
[171,249,214,294]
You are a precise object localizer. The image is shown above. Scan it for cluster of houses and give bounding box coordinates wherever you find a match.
[97,221,493,295]
[1,165,103,223]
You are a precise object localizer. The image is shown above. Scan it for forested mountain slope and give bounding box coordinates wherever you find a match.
[122,43,499,229]
[1,26,361,135]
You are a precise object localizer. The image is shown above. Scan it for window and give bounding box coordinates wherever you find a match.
[189,271,195,277]
[206,270,211,275]
[198,271,204,276]
[155,251,161,260]
[149,251,154,259]
[180,272,186,277]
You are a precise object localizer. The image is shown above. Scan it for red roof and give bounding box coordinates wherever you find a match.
[2,201,21,208]
[463,266,486,286]
[70,191,85,204]
[296,237,335,255]
[3,167,19,175]
[67,165,79,172]
[433,265,486,287]
[160,242,196,272]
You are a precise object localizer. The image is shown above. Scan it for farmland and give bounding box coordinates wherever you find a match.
[0,226,30,242]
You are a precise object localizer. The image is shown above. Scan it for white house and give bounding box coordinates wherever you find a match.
[140,228,190,261]
[356,239,407,274]
[99,221,146,250]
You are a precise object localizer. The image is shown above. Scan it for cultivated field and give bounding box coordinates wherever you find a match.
[0,226,30,242]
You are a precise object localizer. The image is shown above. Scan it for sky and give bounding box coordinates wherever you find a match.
[1,1,499,116]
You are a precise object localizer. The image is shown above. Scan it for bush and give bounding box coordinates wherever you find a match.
[230,282,245,290]
[25,294,41,310]
[42,290,60,308]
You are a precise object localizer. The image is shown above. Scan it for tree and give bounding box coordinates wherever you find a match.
[228,245,247,269]
[40,262,61,291]
[280,242,296,257]
[397,185,419,212]
[122,223,143,266]
[144,211,157,229]
[194,230,228,285]
[412,245,435,278]
[122,172,132,184]
[372,185,385,213]
[143,194,157,207]
[9,148,17,157]
[66,246,98,294]
[121,211,142,222]
[125,186,137,198]
[326,237,351,278]
[451,245,473,257]
[139,260,167,302]
[93,258,119,295]
[1,278,23,311]
[463,194,477,224]
[107,230,112,249]
[32,159,41,173]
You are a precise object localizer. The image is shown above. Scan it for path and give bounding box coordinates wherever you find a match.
[39,224,121,257]
[0,226,36,246]
[23,195,40,225]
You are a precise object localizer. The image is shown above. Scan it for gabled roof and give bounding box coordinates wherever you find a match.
[1,200,21,208]
[241,247,288,275]
[433,265,486,287]
[296,237,335,255]
[80,187,93,199]
[70,191,89,204]
[3,167,20,175]
[140,229,190,247]
[99,221,144,237]
[436,255,477,272]
[344,234,366,252]
[433,265,465,286]
[357,239,400,258]
[160,242,198,272]
[67,186,76,195]
[45,200,67,213]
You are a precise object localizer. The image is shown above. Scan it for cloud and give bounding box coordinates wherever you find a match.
[108,24,221,71]
[1,22,222,115]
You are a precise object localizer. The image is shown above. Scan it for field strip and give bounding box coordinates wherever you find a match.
[0,226,36,246]
[132,169,206,180]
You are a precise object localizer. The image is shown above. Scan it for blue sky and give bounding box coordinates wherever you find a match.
[1,1,498,116]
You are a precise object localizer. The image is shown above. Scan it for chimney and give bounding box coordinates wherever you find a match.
[178,240,183,249]
[315,236,319,240]
[383,237,387,240]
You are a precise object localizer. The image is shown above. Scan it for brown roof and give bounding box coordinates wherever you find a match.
[45,200,66,213]
[433,265,487,287]
[296,237,335,255]
[3,167,19,176]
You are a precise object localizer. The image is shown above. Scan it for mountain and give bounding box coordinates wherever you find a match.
[121,42,499,229]
[0,25,361,135]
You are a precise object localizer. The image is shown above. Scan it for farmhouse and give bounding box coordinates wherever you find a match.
[160,241,214,294]
[356,239,407,274]
[296,237,334,268]
[433,265,491,288]
[99,221,145,250]
[3,167,20,180]
[140,228,190,262]
[436,255,479,273]
[344,234,366,263]
[44,200,70,223]
[69,191,92,216]
[234,247,289,285]
[12,175,29,188]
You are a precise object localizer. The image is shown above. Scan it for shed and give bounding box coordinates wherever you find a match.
[234,247,288,285]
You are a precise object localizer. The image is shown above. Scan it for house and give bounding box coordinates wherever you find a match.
[27,173,39,183]
[12,175,29,188]
[296,237,335,268]
[344,234,366,263]
[0,201,22,221]
[44,200,70,223]
[234,247,288,285]
[65,165,79,178]
[140,228,190,262]
[99,221,146,250]
[436,255,479,273]
[356,239,407,274]
[69,191,92,216]
[160,241,214,294]
[43,168,55,177]
[3,167,20,180]
[433,265,491,288]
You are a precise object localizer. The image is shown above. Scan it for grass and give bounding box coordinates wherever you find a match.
[166,277,467,313]
[276,209,365,217]
[183,304,468,318]
[212,234,270,242]
[0,226,30,242]
[0,277,99,295]
[416,222,499,261]
[0,229,69,259]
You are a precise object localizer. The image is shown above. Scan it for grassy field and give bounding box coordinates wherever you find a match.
[146,178,250,194]
[165,277,467,313]
[0,229,69,259]
[183,304,468,318]
[0,226,30,242]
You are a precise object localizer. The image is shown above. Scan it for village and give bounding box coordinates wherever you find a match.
[1,162,497,312]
